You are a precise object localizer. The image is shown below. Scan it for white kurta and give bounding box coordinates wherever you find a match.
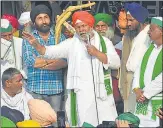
[126,25,151,72]
[45,31,120,126]
[1,37,27,81]
[1,88,33,120]
[132,44,162,127]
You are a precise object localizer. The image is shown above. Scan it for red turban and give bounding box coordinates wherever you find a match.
[2,14,19,29]
[72,11,95,27]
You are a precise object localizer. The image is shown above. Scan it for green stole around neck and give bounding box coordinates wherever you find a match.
[136,43,163,120]
[70,34,113,126]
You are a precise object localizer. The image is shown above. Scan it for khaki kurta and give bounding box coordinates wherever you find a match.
[119,25,150,112]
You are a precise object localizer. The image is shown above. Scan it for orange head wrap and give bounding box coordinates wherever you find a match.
[72,11,95,28]
[2,14,19,30]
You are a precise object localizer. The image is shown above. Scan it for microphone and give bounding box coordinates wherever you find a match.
[86,32,91,46]
[86,31,100,125]
[57,111,66,128]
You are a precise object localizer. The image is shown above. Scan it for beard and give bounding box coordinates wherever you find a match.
[79,33,88,41]
[104,27,115,40]
[126,23,141,40]
[98,32,106,37]
[35,22,51,33]
[78,29,93,42]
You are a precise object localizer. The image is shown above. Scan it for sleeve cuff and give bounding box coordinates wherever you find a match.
[103,53,110,70]
[44,46,50,58]
[143,92,151,99]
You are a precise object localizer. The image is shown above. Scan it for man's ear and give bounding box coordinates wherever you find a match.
[5,80,11,87]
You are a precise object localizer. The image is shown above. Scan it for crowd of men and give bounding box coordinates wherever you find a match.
[1,1,162,128]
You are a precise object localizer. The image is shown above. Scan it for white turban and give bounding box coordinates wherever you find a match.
[18,12,31,25]
[0,19,13,33]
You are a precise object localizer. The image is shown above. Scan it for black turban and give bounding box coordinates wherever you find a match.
[30,4,52,23]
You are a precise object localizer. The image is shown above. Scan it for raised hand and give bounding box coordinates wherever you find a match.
[22,31,37,46]
[22,31,46,55]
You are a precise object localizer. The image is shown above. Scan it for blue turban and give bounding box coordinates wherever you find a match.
[124,2,149,23]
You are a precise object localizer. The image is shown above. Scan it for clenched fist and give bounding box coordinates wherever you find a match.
[86,45,99,56]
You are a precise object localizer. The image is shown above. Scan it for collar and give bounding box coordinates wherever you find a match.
[153,43,162,49]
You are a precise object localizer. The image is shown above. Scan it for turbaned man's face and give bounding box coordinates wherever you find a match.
[74,22,93,41]
[1,31,13,41]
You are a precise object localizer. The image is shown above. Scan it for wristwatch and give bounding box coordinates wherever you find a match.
[133,87,139,92]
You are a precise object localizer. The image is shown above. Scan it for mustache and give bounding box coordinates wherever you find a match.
[41,23,50,27]
[79,32,87,36]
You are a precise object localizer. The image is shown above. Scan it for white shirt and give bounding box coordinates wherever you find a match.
[1,37,27,80]
[44,31,120,126]
[132,44,162,127]
[1,88,33,120]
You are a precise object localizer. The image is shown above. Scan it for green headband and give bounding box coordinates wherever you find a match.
[0,23,13,33]
[151,17,162,27]
[94,13,113,26]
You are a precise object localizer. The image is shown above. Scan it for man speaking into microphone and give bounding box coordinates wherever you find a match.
[23,11,120,127]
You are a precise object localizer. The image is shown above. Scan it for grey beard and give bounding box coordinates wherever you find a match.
[98,28,115,40]
[98,32,106,36]
[78,30,93,42]
[105,28,115,40]
[126,24,141,40]
[79,33,88,41]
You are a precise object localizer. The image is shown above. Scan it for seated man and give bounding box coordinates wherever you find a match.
[1,68,33,120]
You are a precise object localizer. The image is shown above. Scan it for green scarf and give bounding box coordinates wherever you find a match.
[136,43,163,120]
[70,34,113,126]
[99,34,113,95]
[70,90,77,126]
